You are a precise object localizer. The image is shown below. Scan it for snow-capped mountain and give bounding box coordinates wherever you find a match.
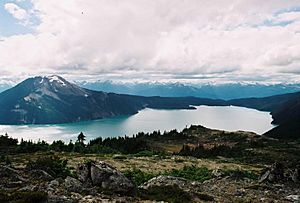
[76,80,300,100]
[0,75,226,124]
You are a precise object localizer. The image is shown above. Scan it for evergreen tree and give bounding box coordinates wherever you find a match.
[77,132,86,144]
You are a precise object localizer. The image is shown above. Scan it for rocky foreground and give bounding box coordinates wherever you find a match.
[0,158,299,203]
[1,125,300,202]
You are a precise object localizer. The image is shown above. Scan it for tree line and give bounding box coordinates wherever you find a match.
[0,127,193,155]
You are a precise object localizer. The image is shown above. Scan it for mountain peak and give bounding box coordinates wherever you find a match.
[31,75,68,87]
[45,75,67,85]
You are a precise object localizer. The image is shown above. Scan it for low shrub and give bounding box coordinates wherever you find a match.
[123,168,157,186]
[26,155,71,178]
[165,165,212,182]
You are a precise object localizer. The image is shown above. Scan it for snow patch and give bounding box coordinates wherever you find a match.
[47,75,66,86]
[24,96,31,102]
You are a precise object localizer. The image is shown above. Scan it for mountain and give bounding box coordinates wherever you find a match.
[0,76,226,124]
[76,80,300,100]
[229,91,300,125]
[229,91,300,139]
[263,119,300,139]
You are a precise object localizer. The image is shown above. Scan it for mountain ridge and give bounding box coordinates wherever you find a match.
[76,80,300,100]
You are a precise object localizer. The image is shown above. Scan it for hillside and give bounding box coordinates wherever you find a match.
[228,91,300,139]
[229,91,300,125]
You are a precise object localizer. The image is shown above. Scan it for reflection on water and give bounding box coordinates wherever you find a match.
[0,105,275,142]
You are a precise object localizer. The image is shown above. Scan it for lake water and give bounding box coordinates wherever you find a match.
[0,106,274,143]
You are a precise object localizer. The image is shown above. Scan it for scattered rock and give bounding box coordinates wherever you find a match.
[48,179,60,189]
[48,194,74,203]
[70,192,83,201]
[0,165,27,182]
[6,181,25,188]
[29,169,54,181]
[291,167,299,183]
[285,195,300,202]
[259,162,284,183]
[47,178,64,194]
[18,184,38,192]
[212,169,224,178]
[64,176,83,193]
[140,175,201,193]
[140,175,213,202]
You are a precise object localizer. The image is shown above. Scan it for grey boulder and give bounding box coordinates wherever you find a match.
[76,161,134,194]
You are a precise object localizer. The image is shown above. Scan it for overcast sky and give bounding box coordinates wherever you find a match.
[1,0,300,84]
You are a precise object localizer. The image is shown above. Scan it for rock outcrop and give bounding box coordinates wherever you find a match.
[259,162,285,183]
[77,161,134,194]
[140,175,200,192]
[139,175,214,202]
[64,176,83,193]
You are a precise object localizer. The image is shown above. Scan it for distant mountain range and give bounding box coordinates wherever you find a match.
[1,79,300,100]
[0,76,225,125]
[76,80,300,100]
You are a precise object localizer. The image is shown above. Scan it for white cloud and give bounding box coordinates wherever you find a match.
[4,3,28,21]
[1,0,300,82]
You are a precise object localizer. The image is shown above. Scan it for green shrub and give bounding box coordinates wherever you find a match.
[165,165,212,182]
[26,155,71,178]
[124,168,157,186]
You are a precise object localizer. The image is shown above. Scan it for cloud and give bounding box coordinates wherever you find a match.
[1,0,300,83]
[4,3,28,21]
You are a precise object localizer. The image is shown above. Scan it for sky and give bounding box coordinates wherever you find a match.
[0,0,300,84]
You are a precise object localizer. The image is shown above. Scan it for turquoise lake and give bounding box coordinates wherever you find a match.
[0,105,275,142]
